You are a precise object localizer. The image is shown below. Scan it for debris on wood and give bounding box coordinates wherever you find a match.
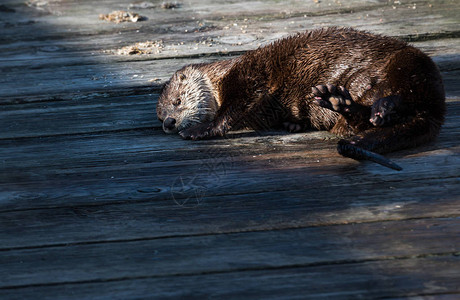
[127,1,180,9]
[25,0,63,14]
[99,10,144,23]
[128,2,156,9]
[113,41,165,55]
[26,0,54,11]
[161,2,181,9]
[26,0,48,9]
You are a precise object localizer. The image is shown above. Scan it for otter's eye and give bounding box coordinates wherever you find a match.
[173,98,181,106]
[179,74,186,81]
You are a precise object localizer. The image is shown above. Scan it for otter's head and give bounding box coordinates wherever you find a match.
[156,65,218,134]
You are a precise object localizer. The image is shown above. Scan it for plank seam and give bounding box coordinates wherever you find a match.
[0,251,458,290]
[2,32,459,78]
[1,215,458,252]
[0,174,458,214]
[0,126,157,142]
[378,291,460,299]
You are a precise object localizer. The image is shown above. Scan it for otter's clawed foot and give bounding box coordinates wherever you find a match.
[283,122,303,133]
[370,96,400,127]
[179,122,220,140]
[312,84,356,115]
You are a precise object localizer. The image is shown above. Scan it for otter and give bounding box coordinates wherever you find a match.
[156,27,446,170]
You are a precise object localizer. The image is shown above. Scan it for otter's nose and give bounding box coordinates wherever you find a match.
[163,117,176,130]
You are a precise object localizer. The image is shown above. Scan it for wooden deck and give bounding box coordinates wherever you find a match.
[1,0,459,298]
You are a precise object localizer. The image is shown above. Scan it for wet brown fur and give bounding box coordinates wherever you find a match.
[157,27,445,167]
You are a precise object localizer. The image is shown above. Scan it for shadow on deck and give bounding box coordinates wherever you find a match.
[0,0,459,298]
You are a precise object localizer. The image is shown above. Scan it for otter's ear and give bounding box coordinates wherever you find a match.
[159,80,170,94]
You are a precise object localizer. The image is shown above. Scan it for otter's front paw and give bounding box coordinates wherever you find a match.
[312,84,356,115]
[370,96,400,127]
[179,122,218,140]
[283,122,303,133]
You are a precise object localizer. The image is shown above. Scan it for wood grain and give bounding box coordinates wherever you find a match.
[0,218,458,287]
[1,176,459,249]
[0,0,459,298]
[0,256,458,299]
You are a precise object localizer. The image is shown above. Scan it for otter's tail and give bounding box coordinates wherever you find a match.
[337,141,403,170]
[337,113,444,171]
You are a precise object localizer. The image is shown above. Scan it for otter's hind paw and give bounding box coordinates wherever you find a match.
[312,84,356,115]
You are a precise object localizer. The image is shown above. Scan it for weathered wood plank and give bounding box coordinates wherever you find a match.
[2,0,455,40]
[2,255,458,299]
[0,125,457,177]
[1,256,459,299]
[0,54,458,102]
[0,73,458,138]
[2,39,457,79]
[0,101,458,212]
[1,0,386,58]
[2,0,392,26]
[0,0,459,103]
[0,96,457,158]
[0,218,458,287]
[0,0,458,299]
[0,132,458,210]
[1,52,458,104]
[1,0,458,58]
[0,94,157,139]
[390,296,460,300]
[2,149,458,211]
[0,117,458,180]
[0,177,458,249]
[0,57,191,102]
[1,58,457,104]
